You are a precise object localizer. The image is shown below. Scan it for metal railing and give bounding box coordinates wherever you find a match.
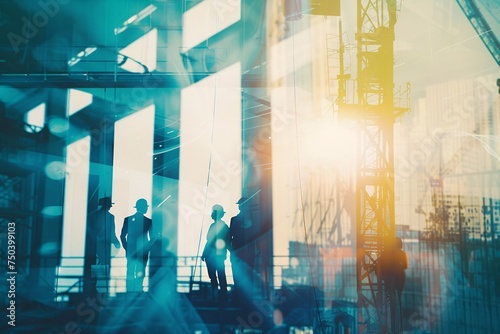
[54,255,359,300]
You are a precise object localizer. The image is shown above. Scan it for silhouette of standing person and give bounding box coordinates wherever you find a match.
[120,198,154,292]
[230,197,255,301]
[379,237,408,296]
[88,197,120,290]
[393,237,408,299]
[380,238,408,333]
[202,204,230,300]
[379,237,408,331]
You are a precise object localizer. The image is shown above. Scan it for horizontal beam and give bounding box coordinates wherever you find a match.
[0,72,266,89]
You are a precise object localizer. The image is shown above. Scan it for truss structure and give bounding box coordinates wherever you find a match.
[335,0,409,332]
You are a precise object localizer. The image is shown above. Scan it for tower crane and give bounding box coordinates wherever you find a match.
[336,0,409,332]
[456,0,500,94]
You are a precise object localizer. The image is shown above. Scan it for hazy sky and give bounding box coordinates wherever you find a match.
[340,0,500,100]
[396,0,500,98]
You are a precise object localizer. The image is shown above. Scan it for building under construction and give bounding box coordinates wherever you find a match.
[0,0,499,333]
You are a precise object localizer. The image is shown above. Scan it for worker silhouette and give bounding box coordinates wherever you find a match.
[202,204,230,300]
[230,197,255,301]
[379,237,408,299]
[120,198,154,292]
[379,237,408,331]
[88,197,120,290]
[393,238,408,297]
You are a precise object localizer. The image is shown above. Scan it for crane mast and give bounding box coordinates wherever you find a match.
[337,0,407,332]
[355,1,396,330]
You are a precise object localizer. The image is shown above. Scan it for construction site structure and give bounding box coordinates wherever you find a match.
[334,0,410,332]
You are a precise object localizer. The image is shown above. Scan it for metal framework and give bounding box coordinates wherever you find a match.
[356,1,398,332]
[456,0,500,68]
[292,167,354,248]
[335,0,408,332]
[0,73,265,88]
[357,1,394,332]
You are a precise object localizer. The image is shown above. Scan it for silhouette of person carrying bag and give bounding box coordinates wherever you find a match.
[88,197,120,290]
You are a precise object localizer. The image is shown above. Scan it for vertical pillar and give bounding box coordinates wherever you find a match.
[32,89,67,303]
[83,114,115,295]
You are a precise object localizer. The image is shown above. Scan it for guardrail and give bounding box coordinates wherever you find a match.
[54,254,359,301]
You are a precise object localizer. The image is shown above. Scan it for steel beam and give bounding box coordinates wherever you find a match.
[0,73,266,88]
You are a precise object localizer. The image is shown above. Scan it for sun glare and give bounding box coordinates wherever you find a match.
[300,116,357,166]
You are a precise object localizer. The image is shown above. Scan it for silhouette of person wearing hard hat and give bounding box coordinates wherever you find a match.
[230,197,255,301]
[120,198,154,292]
[88,197,120,290]
[202,204,230,300]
